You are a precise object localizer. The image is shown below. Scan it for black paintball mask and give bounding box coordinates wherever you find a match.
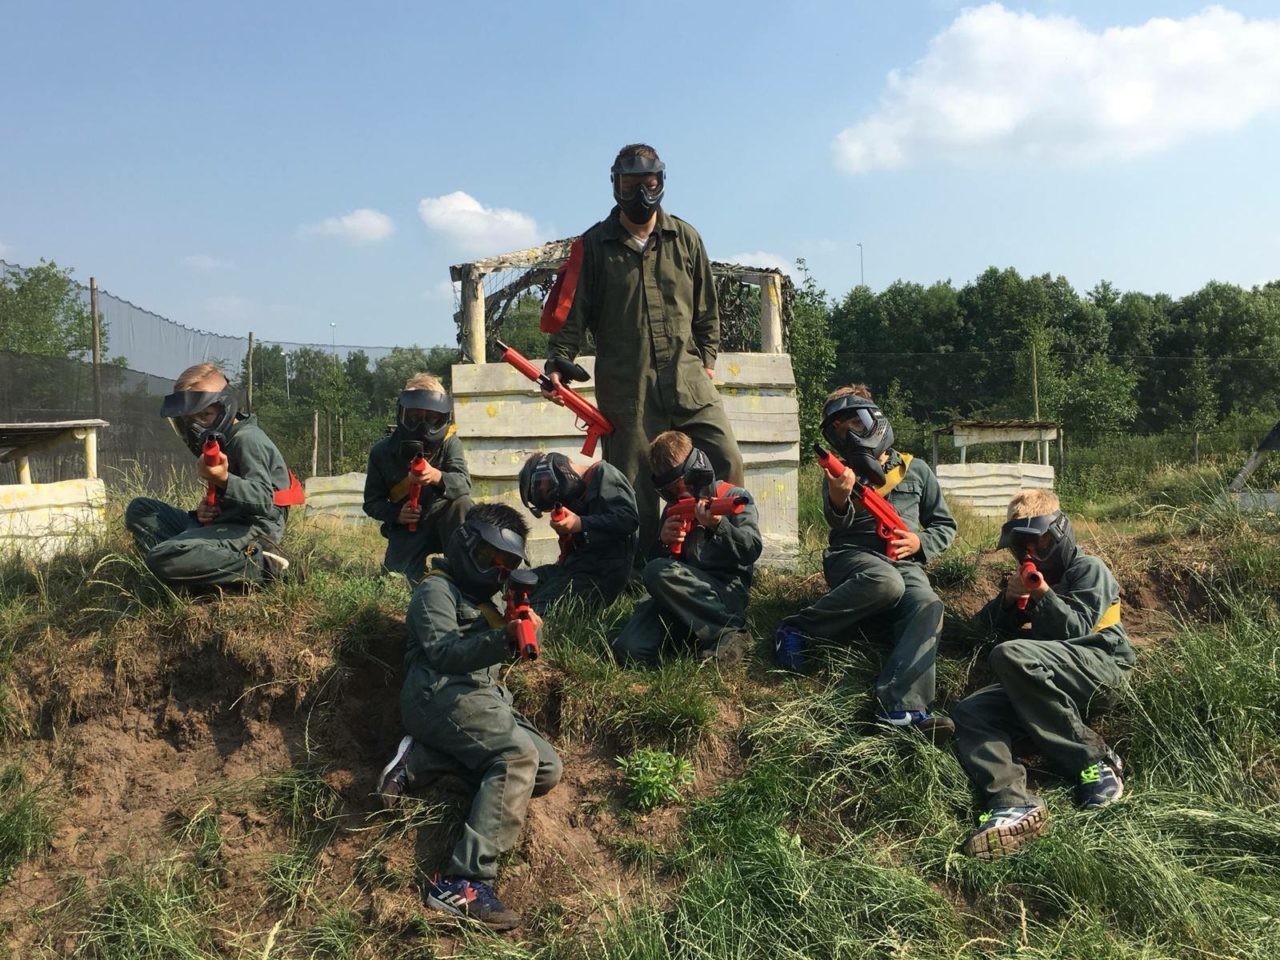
[519,452,586,517]
[396,389,451,447]
[651,446,716,503]
[611,151,665,224]
[445,516,528,602]
[821,395,895,486]
[160,386,240,456]
[998,509,1077,582]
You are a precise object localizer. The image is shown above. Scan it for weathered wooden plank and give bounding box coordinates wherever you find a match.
[304,472,368,496]
[953,427,1059,446]
[451,352,796,396]
[937,463,1055,479]
[0,479,108,560]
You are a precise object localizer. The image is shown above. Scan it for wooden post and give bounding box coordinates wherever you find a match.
[90,277,102,418]
[82,427,98,480]
[931,431,940,469]
[326,413,333,474]
[17,456,32,485]
[1018,440,1025,464]
[461,265,486,363]
[311,410,319,477]
[338,415,344,465]
[1193,431,1200,465]
[246,332,254,413]
[1057,431,1065,475]
[759,272,784,354]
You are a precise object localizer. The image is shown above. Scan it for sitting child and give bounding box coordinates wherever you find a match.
[518,451,639,612]
[953,489,1134,859]
[374,502,560,930]
[611,430,761,668]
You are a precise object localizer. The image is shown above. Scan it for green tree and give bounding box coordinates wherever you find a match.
[786,261,835,452]
[0,261,103,358]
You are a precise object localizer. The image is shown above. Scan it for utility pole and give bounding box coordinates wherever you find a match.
[1031,340,1041,420]
[856,242,864,288]
[89,277,102,418]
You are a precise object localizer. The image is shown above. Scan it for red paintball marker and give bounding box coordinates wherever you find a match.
[1016,561,1043,611]
[505,569,539,661]
[402,440,428,533]
[550,504,574,563]
[814,442,908,559]
[494,339,613,457]
[200,432,225,526]
[663,492,748,558]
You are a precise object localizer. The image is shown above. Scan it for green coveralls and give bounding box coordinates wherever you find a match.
[548,207,745,561]
[612,485,762,667]
[124,414,291,591]
[952,552,1135,808]
[780,454,957,712]
[363,431,473,585]
[399,559,562,881]
[529,460,639,613]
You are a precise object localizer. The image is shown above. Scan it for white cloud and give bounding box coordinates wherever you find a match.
[725,251,798,278]
[833,4,1280,173]
[299,208,395,244]
[182,254,230,271]
[422,278,460,302]
[0,241,12,260]
[418,191,544,255]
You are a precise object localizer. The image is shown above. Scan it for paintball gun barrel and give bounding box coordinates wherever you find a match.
[1016,560,1044,611]
[403,441,428,533]
[662,493,748,558]
[550,504,574,563]
[494,340,613,457]
[200,432,224,526]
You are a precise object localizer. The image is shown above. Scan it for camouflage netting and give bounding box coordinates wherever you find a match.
[454,241,794,355]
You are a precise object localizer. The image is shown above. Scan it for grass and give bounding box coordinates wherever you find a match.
[4,463,1280,958]
[0,762,55,886]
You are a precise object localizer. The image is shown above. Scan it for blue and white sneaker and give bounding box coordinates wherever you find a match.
[375,735,413,809]
[425,874,521,931]
[876,709,956,745]
[962,804,1050,860]
[774,625,807,671]
[1076,750,1125,809]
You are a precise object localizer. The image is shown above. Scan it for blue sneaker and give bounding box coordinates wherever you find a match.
[962,804,1050,860]
[774,625,807,671]
[876,709,956,745]
[425,874,521,931]
[1076,751,1125,809]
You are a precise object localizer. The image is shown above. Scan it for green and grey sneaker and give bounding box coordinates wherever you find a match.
[962,804,1050,860]
[1076,751,1124,809]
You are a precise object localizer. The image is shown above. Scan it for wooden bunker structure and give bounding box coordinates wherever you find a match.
[0,420,109,560]
[932,419,1060,517]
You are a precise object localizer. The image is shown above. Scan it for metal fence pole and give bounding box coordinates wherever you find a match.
[90,277,102,418]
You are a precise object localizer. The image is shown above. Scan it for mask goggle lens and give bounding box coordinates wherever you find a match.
[475,543,522,572]
[834,408,876,437]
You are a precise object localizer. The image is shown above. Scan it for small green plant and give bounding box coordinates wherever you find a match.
[617,749,694,813]
[0,762,55,885]
[930,550,979,590]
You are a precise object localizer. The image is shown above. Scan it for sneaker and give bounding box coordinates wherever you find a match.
[774,625,807,671]
[1076,751,1125,809]
[962,804,1050,860]
[425,874,521,931]
[261,551,290,579]
[876,709,956,746]
[698,629,749,669]
[375,735,413,809]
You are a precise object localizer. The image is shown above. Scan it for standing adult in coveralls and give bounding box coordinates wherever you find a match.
[542,143,745,559]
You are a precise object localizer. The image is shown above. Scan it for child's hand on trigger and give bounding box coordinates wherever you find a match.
[197,450,230,487]
[694,499,722,530]
[549,508,582,535]
[1004,573,1031,606]
[660,515,687,548]
[397,502,422,526]
[891,528,921,561]
[828,465,855,509]
[195,500,220,524]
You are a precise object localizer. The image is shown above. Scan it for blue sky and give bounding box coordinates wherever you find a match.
[3,1,1279,352]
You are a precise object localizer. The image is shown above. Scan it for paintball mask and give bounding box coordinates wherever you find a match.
[611,151,665,224]
[396,389,452,446]
[519,452,586,517]
[998,510,1077,583]
[821,395,895,486]
[160,387,240,456]
[445,516,528,602]
[651,446,716,503]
